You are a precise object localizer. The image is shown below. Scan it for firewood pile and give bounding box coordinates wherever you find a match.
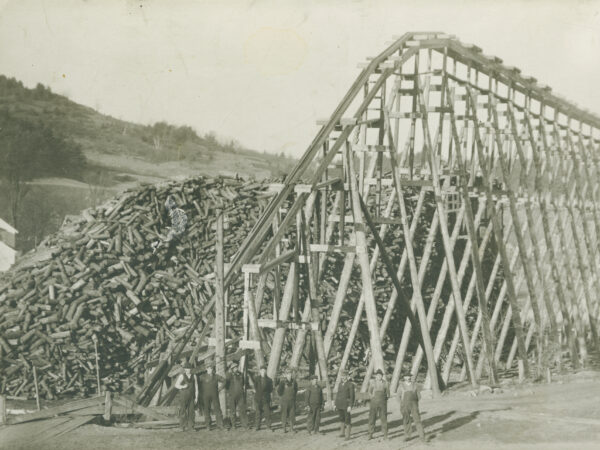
[0,176,272,400]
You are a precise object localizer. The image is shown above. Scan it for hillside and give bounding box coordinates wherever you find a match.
[0,75,295,250]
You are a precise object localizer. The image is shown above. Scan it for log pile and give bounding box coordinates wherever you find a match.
[0,176,271,400]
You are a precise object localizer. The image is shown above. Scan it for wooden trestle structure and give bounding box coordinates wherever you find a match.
[138,32,600,404]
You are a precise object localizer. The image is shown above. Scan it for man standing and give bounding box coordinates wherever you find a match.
[253,367,273,431]
[277,369,298,433]
[368,368,389,440]
[200,365,224,430]
[335,371,355,441]
[305,375,324,434]
[226,364,249,429]
[398,375,427,442]
[174,364,198,432]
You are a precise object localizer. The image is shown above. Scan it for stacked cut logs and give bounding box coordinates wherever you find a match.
[0,176,271,400]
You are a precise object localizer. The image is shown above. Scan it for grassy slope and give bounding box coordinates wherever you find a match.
[0,77,297,251]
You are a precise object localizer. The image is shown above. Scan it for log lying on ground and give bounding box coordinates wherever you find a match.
[0,176,271,400]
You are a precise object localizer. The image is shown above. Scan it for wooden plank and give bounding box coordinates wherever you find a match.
[35,415,96,441]
[9,396,104,424]
[112,397,170,421]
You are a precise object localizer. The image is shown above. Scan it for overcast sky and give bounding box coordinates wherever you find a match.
[0,0,599,157]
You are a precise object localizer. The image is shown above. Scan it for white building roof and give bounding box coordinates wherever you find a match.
[0,217,18,235]
[0,240,17,271]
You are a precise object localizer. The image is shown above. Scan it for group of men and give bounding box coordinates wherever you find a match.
[175,363,427,443]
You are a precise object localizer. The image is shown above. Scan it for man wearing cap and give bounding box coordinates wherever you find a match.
[398,375,427,442]
[305,375,324,434]
[199,365,225,430]
[335,371,355,441]
[226,364,249,429]
[368,368,389,440]
[277,369,298,433]
[252,367,273,431]
[174,364,198,431]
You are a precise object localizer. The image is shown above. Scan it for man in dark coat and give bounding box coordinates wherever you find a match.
[252,367,273,431]
[305,375,324,434]
[226,364,249,429]
[174,364,197,431]
[335,370,355,441]
[199,365,225,430]
[398,375,427,442]
[277,369,298,433]
[368,368,389,440]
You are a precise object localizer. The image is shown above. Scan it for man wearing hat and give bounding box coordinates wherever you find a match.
[226,364,249,429]
[174,363,198,431]
[398,375,427,442]
[335,370,355,441]
[368,368,389,440]
[277,369,298,433]
[305,375,324,434]
[252,366,273,431]
[199,364,225,430]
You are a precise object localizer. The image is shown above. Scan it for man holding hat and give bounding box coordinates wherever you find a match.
[174,363,198,431]
[305,375,324,434]
[398,375,427,442]
[226,364,249,429]
[200,364,225,430]
[368,368,389,440]
[335,370,355,441]
[277,369,298,433]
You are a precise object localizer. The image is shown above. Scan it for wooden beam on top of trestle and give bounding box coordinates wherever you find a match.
[465,87,530,377]
[522,109,580,367]
[417,78,478,387]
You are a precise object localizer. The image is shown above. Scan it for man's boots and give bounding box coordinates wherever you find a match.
[345,425,351,441]
[339,423,345,438]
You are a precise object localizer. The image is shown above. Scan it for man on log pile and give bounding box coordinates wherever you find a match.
[305,375,324,434]
[150,195,188,268]
[367,368,389,440]
[398,375,427,442]
[335,370,355,441]
[174,364,198,432]
[226,364,249,430]
[277,369,298,433]
[199,364,225,430]
[252,367,273,431]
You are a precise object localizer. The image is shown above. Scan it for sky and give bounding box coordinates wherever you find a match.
[0,0,599,157]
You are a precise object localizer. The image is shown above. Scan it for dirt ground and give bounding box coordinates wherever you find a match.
[3,370,600,450]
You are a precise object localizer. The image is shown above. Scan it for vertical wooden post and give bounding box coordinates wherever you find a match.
[346,145,386,374]
[215,209,227,415]
[33,365,40,411]
[465,88,530,377]
[417,80,477,386]
[0,395,6,425]
[92,334,101,396]
[103,391,112,421]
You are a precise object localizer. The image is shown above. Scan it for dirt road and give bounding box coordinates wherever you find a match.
[3,371,600,450]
